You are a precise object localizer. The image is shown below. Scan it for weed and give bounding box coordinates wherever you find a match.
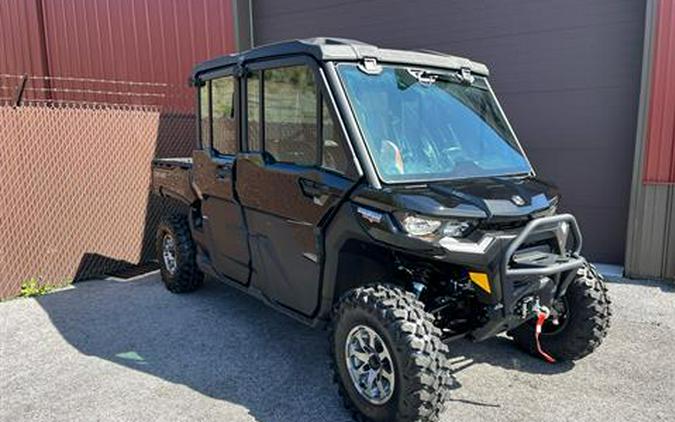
[19,277,70,298]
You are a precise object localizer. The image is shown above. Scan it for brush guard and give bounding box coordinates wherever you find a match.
[470,214,585,343]
[502,214,584,305]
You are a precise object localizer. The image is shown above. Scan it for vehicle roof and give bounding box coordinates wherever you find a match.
[192,37,489,81]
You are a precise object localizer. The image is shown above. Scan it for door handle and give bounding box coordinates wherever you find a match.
[299,178,330,197]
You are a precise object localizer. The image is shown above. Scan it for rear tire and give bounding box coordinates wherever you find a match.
[156,215,203,293]
[510,264,611,361]
[330,284,453,422]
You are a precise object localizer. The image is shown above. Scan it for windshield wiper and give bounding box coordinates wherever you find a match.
[429,184,493,219]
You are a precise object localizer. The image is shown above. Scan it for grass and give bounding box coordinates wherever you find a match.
[19,277,71,298]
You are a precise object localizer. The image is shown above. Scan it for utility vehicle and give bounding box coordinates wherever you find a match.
[152,38,611,422]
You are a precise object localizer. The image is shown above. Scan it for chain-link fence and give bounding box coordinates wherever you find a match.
[0,74,194,298]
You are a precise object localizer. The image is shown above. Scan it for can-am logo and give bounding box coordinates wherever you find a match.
[511,195,526,206]
[357,207,383,224]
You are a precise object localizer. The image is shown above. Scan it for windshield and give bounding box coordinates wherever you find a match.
[338,64,532,182]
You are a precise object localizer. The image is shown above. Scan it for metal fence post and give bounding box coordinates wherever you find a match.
[13,74,29,107]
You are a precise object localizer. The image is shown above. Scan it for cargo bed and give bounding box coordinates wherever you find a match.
[151,157,196,205]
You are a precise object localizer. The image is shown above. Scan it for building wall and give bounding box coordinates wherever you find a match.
[626,0,675,281]
[1,0,235,108]
[253,0,646,263]
[0,0,47,77]
[642,0,675,185]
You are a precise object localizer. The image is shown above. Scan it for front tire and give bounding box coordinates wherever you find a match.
[510,264,611,361]
[155,215,203,293]
[330,285,453,422]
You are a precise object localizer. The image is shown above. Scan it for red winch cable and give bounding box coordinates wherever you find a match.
[535,311,557,363]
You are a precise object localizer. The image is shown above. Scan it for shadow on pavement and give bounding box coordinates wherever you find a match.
[450,337,574,376]
[37,274,350,422]
[36,273,573,421]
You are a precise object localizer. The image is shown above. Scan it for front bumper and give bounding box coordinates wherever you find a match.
[439,214,585,341]
[355,206,587,340]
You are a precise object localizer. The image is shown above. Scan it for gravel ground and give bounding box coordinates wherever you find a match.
[1,270,673,422]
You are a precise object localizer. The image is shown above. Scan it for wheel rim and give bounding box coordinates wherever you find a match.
[344,325,395,405]
[162,234,177,275]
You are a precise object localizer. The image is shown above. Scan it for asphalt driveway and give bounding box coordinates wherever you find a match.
[1,270,673,422]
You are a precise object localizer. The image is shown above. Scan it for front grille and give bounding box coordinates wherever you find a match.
[480,206,556,232]
[480,218,528,231]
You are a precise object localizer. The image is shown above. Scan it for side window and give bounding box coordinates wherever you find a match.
[263,65,317,165]
[199,82,210,147]
[321,98,349,174]
[211,76,237,155]
[247,71,261,151]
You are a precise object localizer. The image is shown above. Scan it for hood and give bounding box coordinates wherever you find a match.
[353,176,559,220]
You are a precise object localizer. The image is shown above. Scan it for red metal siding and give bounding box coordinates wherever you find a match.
[644,0,675,184]
[1,0,235,107]
[0,0,48,75]
[41,0,233,84]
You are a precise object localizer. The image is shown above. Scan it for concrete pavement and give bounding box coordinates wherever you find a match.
[1,271,673,421]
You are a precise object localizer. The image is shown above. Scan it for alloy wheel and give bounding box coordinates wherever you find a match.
[162,233,178,275]
[344,325,396,405]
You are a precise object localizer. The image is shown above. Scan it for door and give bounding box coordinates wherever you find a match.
[193,72,250,284]
[236,60,356,316]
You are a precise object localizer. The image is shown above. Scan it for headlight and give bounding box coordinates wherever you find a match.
[400,215,442,237]
[398,214,474,240]
[441,220,473,237]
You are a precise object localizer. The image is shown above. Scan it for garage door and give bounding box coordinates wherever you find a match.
[253,0,646,263]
